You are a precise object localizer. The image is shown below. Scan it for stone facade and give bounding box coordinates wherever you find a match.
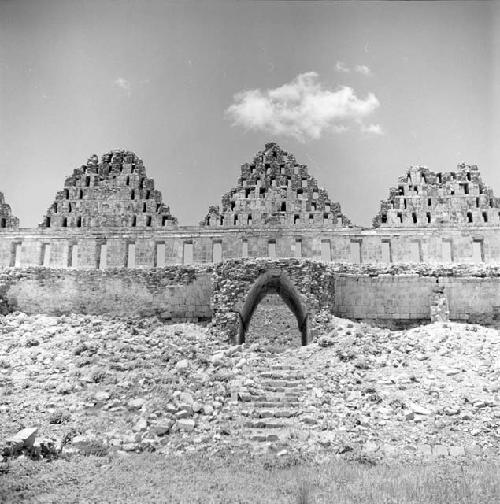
[0,192,19,230]
[1,226,499,268]
[201,143,350,228]
[1,262,500,333]
[373,164,500,228]
[0,144,499,268]
[40,150,177,229]
[0,266,212,321]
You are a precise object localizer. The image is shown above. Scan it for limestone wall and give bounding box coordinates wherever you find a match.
[0,267,213,320]
[0,226,499,269]
[1,262,500,332]
[334,267,500,327]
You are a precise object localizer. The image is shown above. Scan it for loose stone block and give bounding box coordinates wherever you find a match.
[177,419,195,432]
[5,427,38,454]
[433,444,449,457]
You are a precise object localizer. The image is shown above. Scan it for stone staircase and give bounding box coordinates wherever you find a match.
[234,361,309,451]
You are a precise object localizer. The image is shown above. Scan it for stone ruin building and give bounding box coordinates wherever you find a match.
[373,164,500,228]
[0,192,19,229]
[201,142,350,228]
[1,142,500,268]
[40,150,177,229]
[0,142,500,337]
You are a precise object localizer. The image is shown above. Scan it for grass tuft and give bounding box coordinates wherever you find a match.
[296,481,313,504]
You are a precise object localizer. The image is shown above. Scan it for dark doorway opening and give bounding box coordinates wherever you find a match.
[237,271,309,347]
[244,294,303,352]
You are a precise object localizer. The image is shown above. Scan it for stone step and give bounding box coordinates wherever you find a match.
[252,401,300,408]
[259,372,305,380]
[246,431,285,443]
[256,365,296,372]
[241,409,298,419]
[299,415,319,425]
[248,394,301,403]
[243,419,287,429]
[261,386,304,394]
[262,380,301,388]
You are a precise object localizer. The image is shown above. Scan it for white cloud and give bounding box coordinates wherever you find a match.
[335,61,350,73]
[225,72,381,141]
[361,123,384,135]
[114,77,131,97]
[354,64,372,76]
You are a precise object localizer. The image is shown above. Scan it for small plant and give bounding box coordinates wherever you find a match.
[318,335,334,347]
[0,460,10,474]
[90,368,107,383]
[78,440,109,457]
[295,481,312,504]
[62,428,78,445]
[335,347,356,361]
[352,452,378,466]
[73,343,87,356]
[262,452,307,471]
[354,356,370,369]
[49,410,71,424]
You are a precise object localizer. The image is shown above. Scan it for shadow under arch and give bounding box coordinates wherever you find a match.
[237,270,309,346]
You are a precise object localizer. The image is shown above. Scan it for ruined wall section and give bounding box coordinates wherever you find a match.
[335,271,500,329]
[212,258,336,342]
[202,142,351,228]
[0,266,212,320]
[211,260,500,342]
[40,150,178,229]
[0,192,19,230]
[373,164,500,227]
[1,262,500,330]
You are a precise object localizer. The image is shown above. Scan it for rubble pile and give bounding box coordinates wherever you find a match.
[1,313,500,463]
[430,286,450,322]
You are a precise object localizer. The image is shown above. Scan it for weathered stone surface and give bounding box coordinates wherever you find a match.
[0,192,19,231]
[201,143,350,229]
[127,398,146,410]
[4,427,38,454]
[373,163,500,228]
[132,418,148,432]
[40,150,177,229]
[94,391,110,402]
[177,419,195,432]
[175,360,189,372]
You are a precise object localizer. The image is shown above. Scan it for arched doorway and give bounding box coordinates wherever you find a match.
[237,270,309,346]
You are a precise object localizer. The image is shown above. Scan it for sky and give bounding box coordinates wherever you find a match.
[1,0,499,228]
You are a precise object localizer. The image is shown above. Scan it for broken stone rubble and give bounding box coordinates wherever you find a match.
[1,312,500,463]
